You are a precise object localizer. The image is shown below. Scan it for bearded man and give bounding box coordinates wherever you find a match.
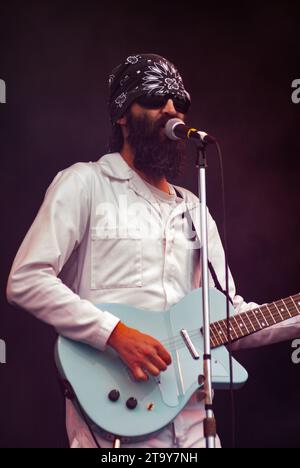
[7,54,300,448]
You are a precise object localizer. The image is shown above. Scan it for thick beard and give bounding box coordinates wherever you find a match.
[126,111,187,180]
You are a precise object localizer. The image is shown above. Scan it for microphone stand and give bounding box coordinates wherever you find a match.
[195,139,217,449]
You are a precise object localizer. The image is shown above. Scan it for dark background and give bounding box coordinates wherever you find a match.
[0,0,299,448]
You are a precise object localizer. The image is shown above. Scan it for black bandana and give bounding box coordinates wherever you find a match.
[108,53,191,123]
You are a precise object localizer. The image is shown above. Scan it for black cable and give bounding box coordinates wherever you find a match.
[214,141,236,449]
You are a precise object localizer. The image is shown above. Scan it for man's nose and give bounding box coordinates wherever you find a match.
[162,98,177,115]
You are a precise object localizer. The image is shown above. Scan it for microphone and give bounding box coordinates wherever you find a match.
[165,118,216,144]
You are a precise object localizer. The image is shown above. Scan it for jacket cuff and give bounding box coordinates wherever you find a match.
[96,311,120,351]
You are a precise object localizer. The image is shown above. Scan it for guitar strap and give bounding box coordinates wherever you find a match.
[173,187,233,305]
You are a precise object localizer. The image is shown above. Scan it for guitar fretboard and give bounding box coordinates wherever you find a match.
[210,293,300,349]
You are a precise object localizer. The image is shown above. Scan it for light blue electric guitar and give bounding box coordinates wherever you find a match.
[55,287,300,443]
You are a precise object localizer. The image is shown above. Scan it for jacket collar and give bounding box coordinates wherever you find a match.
[98,153,160,206]
[98,152,133,181]
[97,152,198,216]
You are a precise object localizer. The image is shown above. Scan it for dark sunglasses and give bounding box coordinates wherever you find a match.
[135,94,190,114]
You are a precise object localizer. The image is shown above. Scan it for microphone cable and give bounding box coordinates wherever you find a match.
[214,140,236,449]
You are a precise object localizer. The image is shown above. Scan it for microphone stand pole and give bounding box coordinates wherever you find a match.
[195,139,217,448]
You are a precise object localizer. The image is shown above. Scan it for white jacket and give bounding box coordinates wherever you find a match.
[6,152,300,448]
[7,152,299,350]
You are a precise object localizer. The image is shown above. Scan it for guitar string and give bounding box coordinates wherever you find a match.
[158,296,300,351]
[160,302,299,350]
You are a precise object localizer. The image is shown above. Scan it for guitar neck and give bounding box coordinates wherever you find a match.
[210,293,300,348]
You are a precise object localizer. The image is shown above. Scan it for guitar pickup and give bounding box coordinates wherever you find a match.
[180,329,200,360]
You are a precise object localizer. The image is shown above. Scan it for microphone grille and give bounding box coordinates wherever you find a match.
[165,118,185,141]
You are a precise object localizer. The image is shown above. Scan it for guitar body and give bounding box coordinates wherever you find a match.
[55,287,248,442]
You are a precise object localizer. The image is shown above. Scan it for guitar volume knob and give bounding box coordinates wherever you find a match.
[126,397,138,410]
[108,389,120,402]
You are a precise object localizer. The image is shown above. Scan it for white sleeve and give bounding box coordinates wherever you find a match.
[207,209,300,350]
[6,167,120,351]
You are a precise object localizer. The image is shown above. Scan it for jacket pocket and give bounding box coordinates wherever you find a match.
[90,227,142,289]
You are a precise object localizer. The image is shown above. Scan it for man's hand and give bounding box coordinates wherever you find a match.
[107,322,172,381]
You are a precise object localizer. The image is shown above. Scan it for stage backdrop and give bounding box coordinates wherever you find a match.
[0,1,299,448]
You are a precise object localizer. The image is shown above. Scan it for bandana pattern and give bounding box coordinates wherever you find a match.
[142,60,187,98]
[115,92,127,108]
[108,54,191,123]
